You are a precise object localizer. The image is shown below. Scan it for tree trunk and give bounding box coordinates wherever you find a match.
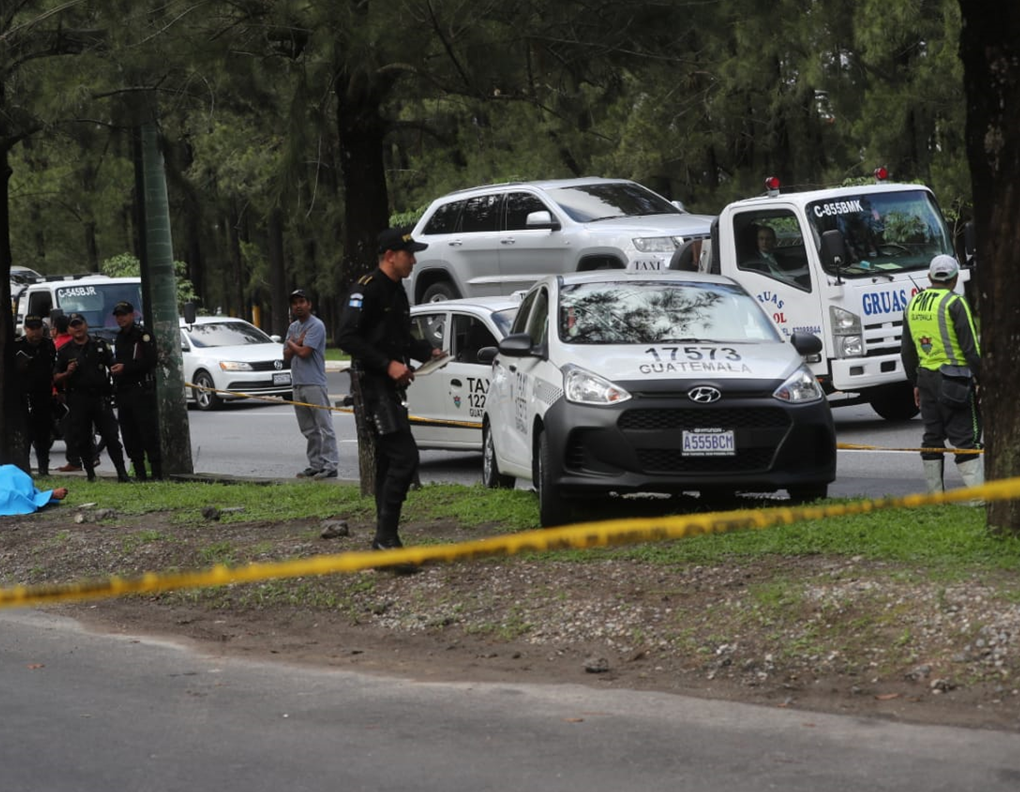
[227,202,246,318]
[267,206,287,336]
[335,73,391,291]
[958,0,1020,534]
[0,145,31,470]
[334,65,395,496]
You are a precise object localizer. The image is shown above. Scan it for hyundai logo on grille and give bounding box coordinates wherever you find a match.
[688,386,721,404]
[274,360,283,370]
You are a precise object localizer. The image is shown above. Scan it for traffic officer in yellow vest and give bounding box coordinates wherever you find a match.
[900,254,982,494]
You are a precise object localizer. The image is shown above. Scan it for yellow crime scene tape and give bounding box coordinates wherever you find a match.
[191,382,986,450]
[2,475,1018,610]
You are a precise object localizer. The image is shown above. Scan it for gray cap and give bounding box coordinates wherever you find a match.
[928,254,960,282]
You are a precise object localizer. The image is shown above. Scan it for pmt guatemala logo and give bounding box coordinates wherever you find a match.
[919,335,933,355]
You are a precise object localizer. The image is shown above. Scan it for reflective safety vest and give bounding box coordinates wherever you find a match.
[904,287,979,372]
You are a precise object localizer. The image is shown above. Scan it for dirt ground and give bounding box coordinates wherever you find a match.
[3,502,1019,733]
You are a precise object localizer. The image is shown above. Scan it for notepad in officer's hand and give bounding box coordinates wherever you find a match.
[413,351,451,377]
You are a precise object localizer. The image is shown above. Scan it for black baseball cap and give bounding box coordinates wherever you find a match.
[289,289,309,303]
[112,301,134,315]
[24,314,43,328]
[68,313,87,326]
[377,227,428,254]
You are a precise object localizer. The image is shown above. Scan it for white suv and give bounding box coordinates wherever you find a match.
[406,177,713,304]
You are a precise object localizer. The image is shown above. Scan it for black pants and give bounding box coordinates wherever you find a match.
[367,386,420,543]
[67,392,125,472]
[117,386,161,476]
[917,368,982,465]
[24,390,52,473]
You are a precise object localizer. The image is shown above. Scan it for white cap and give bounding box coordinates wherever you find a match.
[928,254,960,282]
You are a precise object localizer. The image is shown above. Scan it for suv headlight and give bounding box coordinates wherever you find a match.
[220,361,254,372]
[633,236,683,253]
[773,367,824,403]
[563,366,631,405]
[829,305,863,358]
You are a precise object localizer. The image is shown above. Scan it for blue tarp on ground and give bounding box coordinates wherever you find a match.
[0,465,59,516]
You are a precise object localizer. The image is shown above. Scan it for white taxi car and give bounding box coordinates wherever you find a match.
[407,296,520,450]
[481,272,836,526]
[180,316,291,410]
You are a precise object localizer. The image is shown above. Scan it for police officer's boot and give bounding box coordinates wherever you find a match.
[957,457,985,506]
[923,459,944,495]
[114,461,132,483]
[371,510,402,550]
[36,448,49,478]
[372,510,419,574]
[84,463,97,482]
[132,459,148,482]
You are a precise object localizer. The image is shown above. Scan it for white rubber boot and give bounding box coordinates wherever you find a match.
[923,459,944,495]
[957,457,985,505]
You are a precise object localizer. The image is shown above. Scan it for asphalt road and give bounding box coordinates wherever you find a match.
[177,371,953,498]
[3,610,1018,792]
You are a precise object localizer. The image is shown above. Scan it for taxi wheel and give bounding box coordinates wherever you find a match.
[537,431,571,527]
[193,371,221,411]
[787,484,828,504]
[482,424,513,489]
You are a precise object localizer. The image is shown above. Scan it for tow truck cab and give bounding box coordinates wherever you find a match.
[15,275,143,342]
[700,174,967,421]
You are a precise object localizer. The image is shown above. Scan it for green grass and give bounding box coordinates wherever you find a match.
[33,477,1020,575]
[324,348,349,361]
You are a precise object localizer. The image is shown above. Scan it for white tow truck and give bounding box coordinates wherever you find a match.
[14,274,144,342]
[675,172,968,420]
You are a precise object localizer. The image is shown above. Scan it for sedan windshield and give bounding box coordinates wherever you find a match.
[546,183,681,223]
[559,280,780,345]
[186,321,274,348]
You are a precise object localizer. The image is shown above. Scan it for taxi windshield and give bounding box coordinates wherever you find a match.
[806,189,952,277]
[558,280,781,345]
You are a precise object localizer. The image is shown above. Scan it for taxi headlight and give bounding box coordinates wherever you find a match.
[633,236,682,253]
[773,367,824,403]
[563,366,631,405]
[219,361,253,372]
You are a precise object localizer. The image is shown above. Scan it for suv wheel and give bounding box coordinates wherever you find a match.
[422,281,459,303]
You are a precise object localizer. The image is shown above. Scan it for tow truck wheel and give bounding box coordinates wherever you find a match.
[868,383,919,421]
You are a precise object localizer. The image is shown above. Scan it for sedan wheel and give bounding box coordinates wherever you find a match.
[537,431,571,527]
[193,371,222,411]
[482,424,513,489]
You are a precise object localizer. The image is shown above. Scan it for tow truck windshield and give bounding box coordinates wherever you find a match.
[807,189,953,277]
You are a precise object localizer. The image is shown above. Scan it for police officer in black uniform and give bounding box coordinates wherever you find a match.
[111,301,162,481]
[14,314,56,476]
[53,313,131,483]
[337,227,442,552]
